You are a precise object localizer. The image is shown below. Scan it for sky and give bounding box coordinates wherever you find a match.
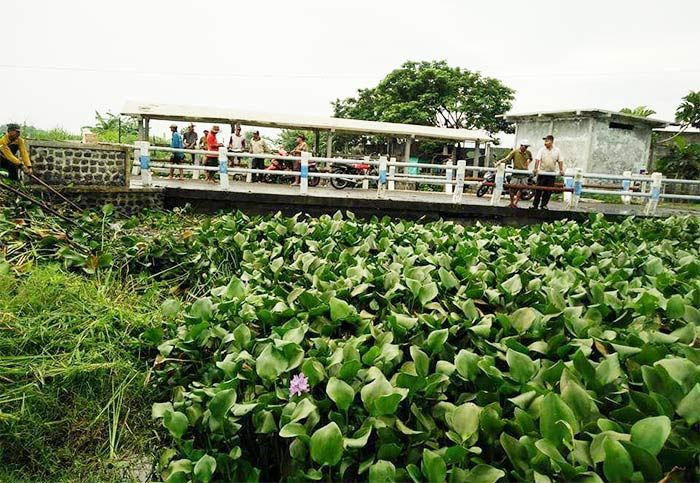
[4,0,699,142]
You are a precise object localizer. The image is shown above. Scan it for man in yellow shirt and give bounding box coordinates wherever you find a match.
[497,140,532,208]
[0,124,32,181]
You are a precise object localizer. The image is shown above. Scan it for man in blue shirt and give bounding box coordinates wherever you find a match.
[169,123,185,180]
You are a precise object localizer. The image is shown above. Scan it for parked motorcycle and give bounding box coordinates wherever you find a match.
[476,166,535,200]
[330,162,377,189]
[263,148,320,186]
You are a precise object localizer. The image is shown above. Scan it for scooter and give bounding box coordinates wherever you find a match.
[263,148,320,186]
[330,161,377,189]
[476,165,535,200]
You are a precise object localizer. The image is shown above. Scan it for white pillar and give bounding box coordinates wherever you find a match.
[491,162,505,206]
[453,159,466,204]
[388,159,396,191]
[377,156,388,198]
[562,167,574,205]
[444,160,453,194]
[136,141,151,187]
[472,141,480,178]
[300,151,310,195]
[132,147,141,176]
[190,151,200,180]
[403,137,413,174]
[362,156,370,190]
[218,147,229,190]
[327,130,334,158]
[621,170,632,205]
[645,172,662,215]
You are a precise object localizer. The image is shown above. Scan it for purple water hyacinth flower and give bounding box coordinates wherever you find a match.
[289,373,310,397]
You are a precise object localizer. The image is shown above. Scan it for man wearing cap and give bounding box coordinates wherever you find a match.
[0,124,32,181]
[168,124,185,180]
[183,124,198,164]
[497,140,532,208]
[249,131,268,182]
[205,125,223,183]
[290,134,308,186]
[531,135,564,210]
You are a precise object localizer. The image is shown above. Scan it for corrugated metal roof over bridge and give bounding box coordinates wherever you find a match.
[121,101,494,142]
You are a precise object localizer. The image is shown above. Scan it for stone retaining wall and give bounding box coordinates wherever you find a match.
[28,140,130,186]
[34,187,164,215]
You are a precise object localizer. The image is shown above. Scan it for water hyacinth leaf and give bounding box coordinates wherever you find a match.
[369,460,396,483]
[411,346,430,377]
[426,328,449,353]
[465,464,505,483]
[620,441,663,482]
[438,267,459,290]
[676,383,700,425]
[665,294,686,319]
[422,449,447,483]
[329,297,355,321]
[603,438,633,482]
[506,348,537,383]
[190,297,214,322]
[419,282,439,305]
[161,298,180,318]
[326,377,355,411]
[310,422,344,466]
[540,393,579,446]
[193,454,216,483]
[163,410,188,439]
[279,422,307,438]
[152,402,174,419]
[344,423,372,449]
[510,307,538,334]
[447,403,481,442]
[208,389,237,421]
[256,345,287,381]
[630,416,671,456]
[454,349,479,380]
[655,358,700,393]
[596,354,622,385]
[501,274,522,296]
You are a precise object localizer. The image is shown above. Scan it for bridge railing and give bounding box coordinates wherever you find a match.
[130,141,700,214]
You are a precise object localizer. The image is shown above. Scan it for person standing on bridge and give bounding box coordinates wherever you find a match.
[183,123,198,164]
[168,124,185,180]
[497,140,532,208]
[290,134,308,186]
[228,126,246,168]
[0,123,32,181]
[249,131,268,182]
[205,125,223,183]
[531,135,564,210]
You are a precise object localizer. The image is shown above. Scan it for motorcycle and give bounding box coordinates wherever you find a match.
[330,161,377,190]
[263,148,320,186]
[476,165,535,200]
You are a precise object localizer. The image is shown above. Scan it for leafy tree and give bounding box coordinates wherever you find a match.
[620,106,656,117]
[675,91,700,130]
[332,60,515,134]
[655,136,700,179]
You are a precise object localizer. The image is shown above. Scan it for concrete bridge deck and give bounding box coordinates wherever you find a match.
[129,176,699,225]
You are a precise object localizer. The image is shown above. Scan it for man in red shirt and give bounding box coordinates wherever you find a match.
[205,125,223,183]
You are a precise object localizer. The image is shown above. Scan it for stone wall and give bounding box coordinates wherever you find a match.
[28,140,130,186]
[34,187,164,215]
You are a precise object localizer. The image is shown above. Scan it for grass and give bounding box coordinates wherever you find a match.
[0,266,168,482]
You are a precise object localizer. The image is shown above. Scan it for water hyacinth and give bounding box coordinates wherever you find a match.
[289,373,310,397]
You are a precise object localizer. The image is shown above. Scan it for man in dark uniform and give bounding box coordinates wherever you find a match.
[0,123,33,181]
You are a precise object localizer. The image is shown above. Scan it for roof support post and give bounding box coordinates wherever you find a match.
[403,135,414,174]
[472,140,480,178]
[137,117,145,141]
[313,129,320,156]
[144,118,150,142]
[326,130,334,158]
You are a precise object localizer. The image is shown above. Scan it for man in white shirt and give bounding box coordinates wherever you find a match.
[531,135,564,210]
[228,126,246,167]
[249,131,268,181]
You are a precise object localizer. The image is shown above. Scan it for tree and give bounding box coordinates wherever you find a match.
[620,106,656,117]
[332,60,515,134]
[675,91,700,130]
[655,136,700,179]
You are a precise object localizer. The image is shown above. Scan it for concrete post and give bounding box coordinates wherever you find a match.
[377,156,388,198]
[445,160,454,194]
[453,159,466,204]
[136,141,151,187]
[137,118,145,141]
[491,162,505,206]
[571,168,583,208]
[362,156,370,190]
[563,167,574,205]
[388,160,396,191]
[190,150,200,180]
[403,136,413,174]
[484,142,492,167]
[621,170,632,205]
[132,146,141,176]
[300,151,310,195]
[144,118,150,142]
[645,172,662,215]
[472,141,480,178]
[218,147,229,190]
[326,130,334,158]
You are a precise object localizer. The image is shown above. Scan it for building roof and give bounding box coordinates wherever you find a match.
[653,125,700,134]
[121,101,493,142]
[502,109,669,128]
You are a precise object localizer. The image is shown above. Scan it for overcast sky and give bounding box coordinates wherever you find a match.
[4,0,699,141]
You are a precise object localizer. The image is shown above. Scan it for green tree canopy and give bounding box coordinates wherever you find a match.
[332,60,515,135]
[675,91,700,130]
[620,106,656,117]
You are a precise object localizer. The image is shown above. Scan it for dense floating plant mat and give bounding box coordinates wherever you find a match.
[145,212,700,482]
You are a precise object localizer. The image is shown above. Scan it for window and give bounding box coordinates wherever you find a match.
[609,122,634,130]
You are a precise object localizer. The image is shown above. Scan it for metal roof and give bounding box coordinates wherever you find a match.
[121,101,493,142]
[502,109,669,128]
